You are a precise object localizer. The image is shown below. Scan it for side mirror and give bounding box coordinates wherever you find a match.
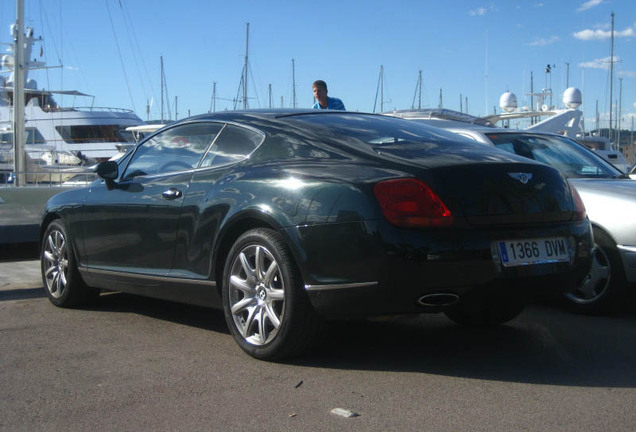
[96,160,118,180]
[96,160,119,189]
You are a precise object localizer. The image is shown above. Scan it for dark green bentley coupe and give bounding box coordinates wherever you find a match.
[40,110,593,360]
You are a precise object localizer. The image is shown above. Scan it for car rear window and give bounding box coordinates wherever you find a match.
[486,133,622,178]
[287,113,477,150]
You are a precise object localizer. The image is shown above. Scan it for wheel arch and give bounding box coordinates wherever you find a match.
[212,210,301,296]
[39,212,60,246]
[590,222,617,248]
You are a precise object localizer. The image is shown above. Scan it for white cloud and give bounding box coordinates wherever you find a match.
[573,27,635,40]
[469,7,488,16]
[577,0,603,12]
[469,5,495,16]
[528,36,560,46]
[578,56,619,70]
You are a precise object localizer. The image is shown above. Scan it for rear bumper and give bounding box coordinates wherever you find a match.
[284,219,593,319]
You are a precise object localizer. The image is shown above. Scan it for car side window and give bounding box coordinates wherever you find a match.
[200,124,264,168]
[122,122,223,179]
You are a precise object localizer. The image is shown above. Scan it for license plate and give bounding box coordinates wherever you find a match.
[496,237,570,267]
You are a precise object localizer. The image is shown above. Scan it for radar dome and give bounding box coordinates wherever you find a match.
[1,54,14,68]
[499,92,518,113]
[26,79,37,90]
[563,87,582,109]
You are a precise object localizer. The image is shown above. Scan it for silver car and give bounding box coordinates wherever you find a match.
[388,111,635,314]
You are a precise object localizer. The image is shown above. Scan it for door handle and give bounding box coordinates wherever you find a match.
[162,188,183,200]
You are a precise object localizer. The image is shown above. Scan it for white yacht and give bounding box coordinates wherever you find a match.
[0,24,144,170]
[386,88,631,174]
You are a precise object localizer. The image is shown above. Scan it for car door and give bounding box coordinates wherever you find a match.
[81,122,223,277]
[170,123,265,279]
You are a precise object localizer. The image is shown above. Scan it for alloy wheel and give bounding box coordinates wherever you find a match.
[42,228,69,299]
[227,243,286,346]
[566,245,611,304]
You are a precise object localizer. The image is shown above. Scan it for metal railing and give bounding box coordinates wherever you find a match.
[0,169,97,187]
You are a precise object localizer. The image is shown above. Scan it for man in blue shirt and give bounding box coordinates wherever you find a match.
[312,80,345,110]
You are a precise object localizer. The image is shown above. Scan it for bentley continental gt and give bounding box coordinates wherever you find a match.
[40,110,593,359]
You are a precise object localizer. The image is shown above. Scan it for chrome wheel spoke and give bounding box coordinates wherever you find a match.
[263,303,281,329]
[238,251,256,282]
[267,288,285,302]
[262,260,278,286]
[44,264,57,280]
[56,273,64,297]
[256,308,267,343]
[231,296,256,316]
[43,250,55,265]
[229,274,254,295]
[254,246,264,277]
[242,306,258,338]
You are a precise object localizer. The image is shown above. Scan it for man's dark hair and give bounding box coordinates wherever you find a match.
[312,80,328,91]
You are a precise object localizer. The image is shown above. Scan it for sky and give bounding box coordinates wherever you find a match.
[1,0,635,132]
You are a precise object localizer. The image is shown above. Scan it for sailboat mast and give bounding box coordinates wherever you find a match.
[292,59,297,108]
[608,12,614,146]
[530,71,534,125]
[13,0,26,186]
[160,56,164,122]
[596,100,599,132]
[209,82,216,113]
[381,66,384,112]
[243,23,249,110]
[373,65,384,113]
[417,70,422,110]
[618,76,622,147]
[411,70,422,110]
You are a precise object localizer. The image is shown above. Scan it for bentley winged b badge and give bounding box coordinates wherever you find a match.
[508,172,533,184]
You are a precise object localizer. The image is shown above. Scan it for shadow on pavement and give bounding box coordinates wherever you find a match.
[0,287,46,301]
[76,289,636,389]
[0,242,39,262]
[293,303,636,388]
[90,291,230,335]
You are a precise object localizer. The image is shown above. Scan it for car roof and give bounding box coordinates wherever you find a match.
[183,109,383,124]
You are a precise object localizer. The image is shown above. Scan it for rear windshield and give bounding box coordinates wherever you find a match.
[287,113,477,150]
[485,133,622,179]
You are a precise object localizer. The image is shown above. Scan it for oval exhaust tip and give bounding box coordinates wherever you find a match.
[417,293,459,307]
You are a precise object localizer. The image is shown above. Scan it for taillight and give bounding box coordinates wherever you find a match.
[569,182,587,220]
[373,178,453,228]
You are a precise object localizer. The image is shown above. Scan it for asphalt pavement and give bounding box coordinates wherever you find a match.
[2,242,635,431]
[0,242,40,290]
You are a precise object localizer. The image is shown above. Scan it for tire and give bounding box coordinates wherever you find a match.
[563,230,626,315]
[41,220,99,308]
[444,294,525,327]
[222,228,320,360]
